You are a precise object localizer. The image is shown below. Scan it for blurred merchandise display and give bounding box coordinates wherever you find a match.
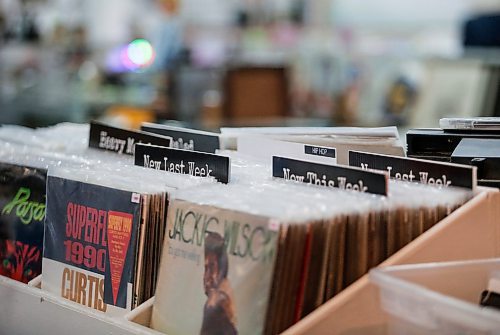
[1,0,500,129]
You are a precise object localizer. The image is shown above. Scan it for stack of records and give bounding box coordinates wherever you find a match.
[0,121,165,287]
[0,122,218,314]
[151,176,471,334]
[0,122,477,332]
[41,161,213,315]
[0,142,93,284]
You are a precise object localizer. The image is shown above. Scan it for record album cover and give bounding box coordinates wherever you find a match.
[42,176,141,315]
[152,200,280,335]
[0,163,47,283]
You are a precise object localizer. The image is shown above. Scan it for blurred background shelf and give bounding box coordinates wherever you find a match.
[2,0,500,129]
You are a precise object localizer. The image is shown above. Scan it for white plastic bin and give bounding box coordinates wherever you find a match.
[370,258,500,335]
[0,275,163,335]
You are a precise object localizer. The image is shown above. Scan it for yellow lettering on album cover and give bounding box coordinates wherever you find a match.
[61,267,107,312]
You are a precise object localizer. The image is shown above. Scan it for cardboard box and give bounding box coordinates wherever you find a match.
[0,189,498,334]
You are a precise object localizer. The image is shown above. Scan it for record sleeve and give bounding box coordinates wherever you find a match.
[42,176,141,315]
[0,162,47,283]
[151,200,280,335]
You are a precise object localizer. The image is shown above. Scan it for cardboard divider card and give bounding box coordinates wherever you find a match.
[348,151,477,190]
[238,136,337,165]
[134,143,230,183]
[88,121,173,156]
[141,123,220,153]
[272,156,388,196]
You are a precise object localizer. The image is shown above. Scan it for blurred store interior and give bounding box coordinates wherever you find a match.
[1,0,500,131]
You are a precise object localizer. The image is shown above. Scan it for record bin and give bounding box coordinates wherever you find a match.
[0,188,499,335]
[371,258,500,334]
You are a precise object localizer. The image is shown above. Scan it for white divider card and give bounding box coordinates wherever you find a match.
[238,136,337,164]
[141,123,220,153]
[348,151,477,190]
[272,156,388,195]
[134,143,230,183]
[89,121,173,156]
